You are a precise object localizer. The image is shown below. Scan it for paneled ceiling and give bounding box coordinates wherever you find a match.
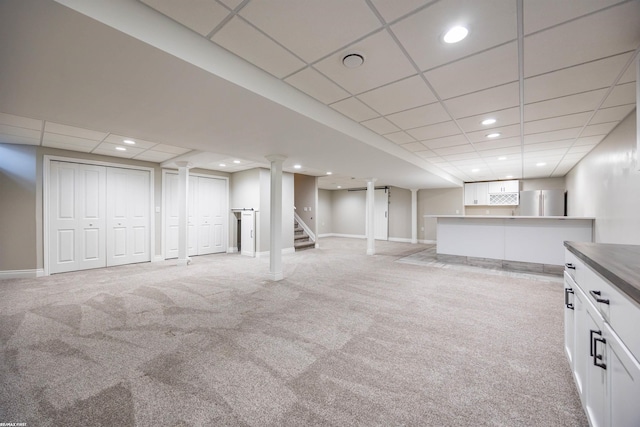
[0,0,638,189]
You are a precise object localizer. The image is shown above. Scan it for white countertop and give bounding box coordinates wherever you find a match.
[424,215,595,220]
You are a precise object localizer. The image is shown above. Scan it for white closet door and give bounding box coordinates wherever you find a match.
[374,188,388,241]
[210,177,226,253]
[106,168,150,266]
[196,177,216,255]
[164,173,180,259]
[49,161,106,274]
[241,211,255,257]
[187,177,198,256]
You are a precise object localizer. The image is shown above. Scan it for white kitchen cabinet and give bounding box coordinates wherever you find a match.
[463,182,488,206]
[488,179,519,193]
[564,246,640,427]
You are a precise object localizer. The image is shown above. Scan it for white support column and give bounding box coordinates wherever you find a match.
[411,189,418,244]
[366,178,376,256]
[266,155,286,281]
[176,161,192,266]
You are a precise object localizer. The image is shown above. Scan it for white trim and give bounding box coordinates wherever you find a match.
[419,239,437,244]
[294,211,315,242]
[43,155,156,276]
[227,247,238,253]
[318,233,366,239]
[389,237,413,243]
[255,247,295,258]
[0,269,45,280]
[152,255,164,262]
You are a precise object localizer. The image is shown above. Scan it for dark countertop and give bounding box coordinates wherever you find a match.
[565,241,640,306]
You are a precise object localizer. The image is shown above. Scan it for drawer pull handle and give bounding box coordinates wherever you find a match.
[565,263,576,270]
[589,329,601,357]
[593,337,607,370]
[589,290,610,305]
[564,288,574,310]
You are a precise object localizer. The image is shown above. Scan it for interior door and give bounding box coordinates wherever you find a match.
[164,173,180,259]
[210,177,227,253]
[196,176,216,255]
[374,188,388,240]
[187,177,198,256]
[106,167,150,266]
[241,210,255,257]
[49,161,106,274]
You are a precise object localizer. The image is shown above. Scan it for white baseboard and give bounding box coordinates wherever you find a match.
[419,239,437,244]
[255,247,295,258]
[152,255,165,262]
[319,233,366,239]
[227,247,238,254]
[0,268,44,280]
[388,237,412,243]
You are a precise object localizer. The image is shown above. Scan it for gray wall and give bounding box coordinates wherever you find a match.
[294,173,317,235]
[418,187,464,241]
[388,186,411,240]
[317,189,332,236]
[0,144,37,271]
[566,110,640,244]
[331,189,366,236]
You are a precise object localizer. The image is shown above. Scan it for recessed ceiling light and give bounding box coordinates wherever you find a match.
[294,164,302,169]
[486,132,501,138]
[219,163,226,167]
[506,175,514,179]
[536,162,547,167]
[443,25,469,44]
[498,156,507,160]
[471,168,480,172]
[326,172,332,175]
[233,160,241,164]
[115,146,126,151]
[123,139,136,145]
[342,53,364,68]
[481,118,496,125]
[337,185,342,189]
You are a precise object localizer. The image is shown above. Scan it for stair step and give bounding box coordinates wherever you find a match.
[294,240,315,250]
[294,234,309,241]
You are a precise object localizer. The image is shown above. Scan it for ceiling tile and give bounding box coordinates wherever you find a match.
[523,128,581,144]
[239,0,381,63]
[44,122,108,141]
[444,82,519,119]
[330,97,378,122]
[524,111,592,135]
[285,67,350,104]
[433,143,476,156]
[567,144,597,155]
[574,136,604,146]
[524,1,640,77]
[582,122,617,137]
[524,53,633,103]
[415,149,438,159]
[357,75,436,115]
[42,132,101,151]
[133,150,179,163]
[591,104,635,124]
[426,42,518,100]
[93,142,145,158]
[473,136,522,151]
[601,82,636,108]
[104,134,157,149]
[524,89,607,122]
[391,0,517,71]
[211,16,306,79]
[456,107,520,133]
[466,123,520,143]
[360,117,400,135]
[523,140,574,152]
[369,0,435,24]
[407,121,461,141]
[141,0,228,36]
[217,0,243,10]
[421,133,468,150]
[0,112,42,130]
[523,0,624,35]
[400,141,428,152]
[151,144,191,154]
[314,30,416,95]
[386,102,450,129]
[0,124,40,140]
[441,152,482,162]
[478,145,523,158]
[618,59,636,84]
[385,131,415,144]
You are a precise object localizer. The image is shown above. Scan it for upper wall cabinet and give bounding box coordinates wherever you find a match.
[488,180,519,194]
[465,180,520,206]
[464,182,489,206]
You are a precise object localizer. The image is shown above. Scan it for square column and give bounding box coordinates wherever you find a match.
[366,178,376,255]
[266,155,286,281]
[411,189,418,244]
[176,161,192,266]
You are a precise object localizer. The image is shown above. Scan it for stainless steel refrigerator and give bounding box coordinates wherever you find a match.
[519,189,566,216]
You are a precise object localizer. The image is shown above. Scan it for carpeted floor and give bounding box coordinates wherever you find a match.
[0,237,587,426]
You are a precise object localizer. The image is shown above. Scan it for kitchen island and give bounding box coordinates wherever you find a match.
[427,215,594,270]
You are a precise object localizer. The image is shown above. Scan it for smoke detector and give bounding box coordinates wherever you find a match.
[342,53,364,68]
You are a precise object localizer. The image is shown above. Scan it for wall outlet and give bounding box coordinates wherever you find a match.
[455,209,459,214]
[421,226,424,231]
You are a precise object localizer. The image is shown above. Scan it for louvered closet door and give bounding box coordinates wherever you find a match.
[106,167,150,266]
[49,161,106,274]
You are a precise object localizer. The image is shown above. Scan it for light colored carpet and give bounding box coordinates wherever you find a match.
[0,237,587,426]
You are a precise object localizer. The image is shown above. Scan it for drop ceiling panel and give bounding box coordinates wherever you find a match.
[44,122,108,141]
[524,112,592,135]
[523,0,624,35]
[330,97,378,122]
[426,42,518,100]
[524,1,640,77]
[567,144,598,155]
[407,121,461,141]
[284,67,349,104]
[441,152,482,162]
[523,128,581,144]
[132,150,177,163]
[360,117,400,135]
[93,142,145,158]
[421,133,468,150]
[473,136,522,151]
[478,146,523,158]
[523,140,574,152]
[369,0,435,24]
[433,143,476,157]
[211,16,306,79]
[42,132,102,151]
[0,112,42,130]
[524,53,632,103]
[0,126,41,145]
[385,131,416,144]
[151,144,191,154]
[444,82,519,119]
[400,141,428,152]
[574,136,605,146]
[386,102,450,130]
[456,107,520,133]
[582,122,618,137]
[591,104,635,124]
[104,134,157,149]
[239,0,381,63]
[602,82,636,108]
[391,0,517,72]
[357,75,436,115]
[466,124,520,143]
[524,89,607,122]
[140,0,228,36]
[217,0,243,10]
[314,30,416,95]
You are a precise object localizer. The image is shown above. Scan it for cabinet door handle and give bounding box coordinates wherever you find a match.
[593,337,607,370]
[564,288,574,310]
[590,329,602,357]
[589,290,610,305]
[565,263,575,270]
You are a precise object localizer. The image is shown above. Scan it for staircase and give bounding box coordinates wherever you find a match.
[294,220,315,251]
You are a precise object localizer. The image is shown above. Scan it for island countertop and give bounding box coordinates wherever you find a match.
[565,241,640,306]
